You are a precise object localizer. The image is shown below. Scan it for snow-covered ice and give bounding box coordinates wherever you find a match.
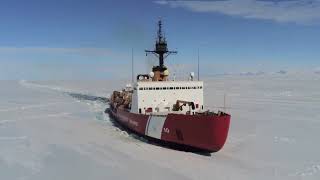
[0,74,320,180]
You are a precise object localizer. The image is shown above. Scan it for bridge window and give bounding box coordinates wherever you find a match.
[137,86,202,91]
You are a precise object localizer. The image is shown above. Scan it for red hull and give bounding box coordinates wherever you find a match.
[107,107,230,152]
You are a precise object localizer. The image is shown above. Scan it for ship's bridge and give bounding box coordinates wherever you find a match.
[130,81,204,115]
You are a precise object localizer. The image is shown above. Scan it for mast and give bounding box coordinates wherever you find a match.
[145,19,177,70]
[197,48,200,81]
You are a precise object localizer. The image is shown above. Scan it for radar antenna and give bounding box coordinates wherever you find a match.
[145,19,177,69]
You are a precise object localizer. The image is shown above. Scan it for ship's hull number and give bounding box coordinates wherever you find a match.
[163,127,170,134]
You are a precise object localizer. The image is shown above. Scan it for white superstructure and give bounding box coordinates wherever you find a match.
[116,19,206,115]
[130,80,204,115]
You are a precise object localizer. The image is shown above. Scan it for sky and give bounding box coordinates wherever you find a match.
[0,0,319,80]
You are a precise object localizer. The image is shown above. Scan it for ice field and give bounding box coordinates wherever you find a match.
[1,74,320,180]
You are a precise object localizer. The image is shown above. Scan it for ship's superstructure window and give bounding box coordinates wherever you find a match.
[138,86,203,91]
[132,81,204,115]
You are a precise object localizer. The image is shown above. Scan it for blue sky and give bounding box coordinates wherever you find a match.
[0,0,319,80]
